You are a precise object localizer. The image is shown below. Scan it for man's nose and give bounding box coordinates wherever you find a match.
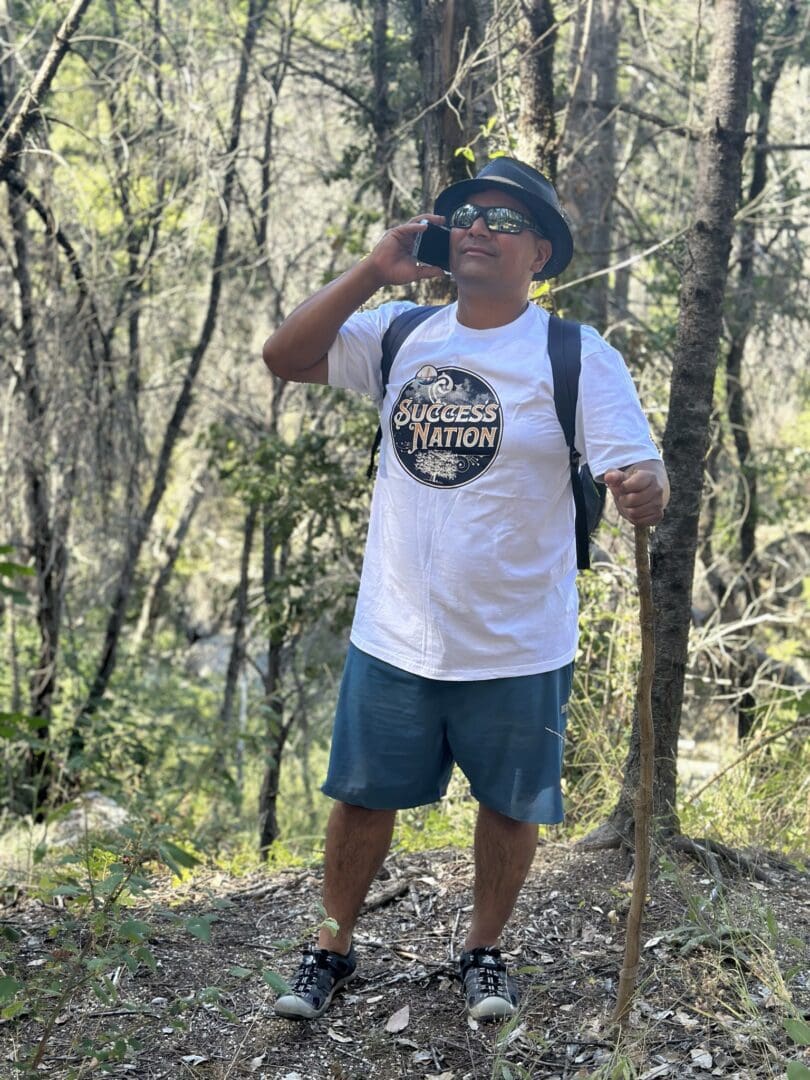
[467,210,490,235]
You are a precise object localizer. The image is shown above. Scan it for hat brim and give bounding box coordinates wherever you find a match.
[433,177,573,280]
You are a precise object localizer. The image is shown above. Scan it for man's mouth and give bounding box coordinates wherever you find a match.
[461,245,493,257]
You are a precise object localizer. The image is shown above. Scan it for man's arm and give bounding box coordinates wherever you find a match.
[603,459,670,526]
[262,215,446,385]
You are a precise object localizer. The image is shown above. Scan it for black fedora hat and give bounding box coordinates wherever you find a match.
[433,157,573,280]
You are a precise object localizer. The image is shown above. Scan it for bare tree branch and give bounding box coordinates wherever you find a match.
[0,0,95,182]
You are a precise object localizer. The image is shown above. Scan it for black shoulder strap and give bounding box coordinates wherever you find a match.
[548,314,590,570]
[548,315,581,450]
[381,305,443,394]
[368,305,442,478]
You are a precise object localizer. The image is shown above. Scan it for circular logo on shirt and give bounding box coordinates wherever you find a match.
[389,367,503,487]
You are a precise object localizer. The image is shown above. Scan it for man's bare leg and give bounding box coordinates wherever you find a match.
[464,804,538,950]
[318,802,397,953]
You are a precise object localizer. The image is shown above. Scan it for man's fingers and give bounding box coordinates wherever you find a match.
[605,465,667,527]
[603,469,623,488]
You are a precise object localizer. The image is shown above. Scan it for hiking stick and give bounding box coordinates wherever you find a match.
[613,524,655,1026]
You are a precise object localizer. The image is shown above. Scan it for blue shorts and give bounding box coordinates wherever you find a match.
[322,644,573,824]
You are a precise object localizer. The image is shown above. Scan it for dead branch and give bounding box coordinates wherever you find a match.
[361,878,411,913]
[685,714,809,805]
[0,0,94,182]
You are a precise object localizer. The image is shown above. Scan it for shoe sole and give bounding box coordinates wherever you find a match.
[467,994,518,1021]
[274,970,356,1020]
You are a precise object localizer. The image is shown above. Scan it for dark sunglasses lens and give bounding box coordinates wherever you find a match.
[450,205,477,228]
[487,207,523,233]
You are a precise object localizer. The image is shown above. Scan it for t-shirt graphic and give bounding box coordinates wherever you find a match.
[389,365,503,487]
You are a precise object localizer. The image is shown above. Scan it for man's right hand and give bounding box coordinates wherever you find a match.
[263,214,448,384]
[365,214,448,287]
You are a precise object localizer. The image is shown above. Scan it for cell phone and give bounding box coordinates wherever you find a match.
[412,220,450,272]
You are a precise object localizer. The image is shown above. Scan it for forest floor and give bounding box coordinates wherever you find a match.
[2,841,809,1080]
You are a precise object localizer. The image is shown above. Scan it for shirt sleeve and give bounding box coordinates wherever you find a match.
[327,300,417,407]
[576,325,661,479]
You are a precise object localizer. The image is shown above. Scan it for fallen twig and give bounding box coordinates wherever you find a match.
[361,878,410,912]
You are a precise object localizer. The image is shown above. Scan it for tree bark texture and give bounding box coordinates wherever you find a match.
[609,0,756,839]
[370,0,400,223]
[516,0,558,182]
[410,0,489,202]
[560,0,622,324]
[258,510,289,856]
[219,505,258,756]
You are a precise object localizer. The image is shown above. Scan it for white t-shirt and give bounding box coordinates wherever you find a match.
[328,301,659,680]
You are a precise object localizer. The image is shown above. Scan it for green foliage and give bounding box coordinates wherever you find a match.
[0,545,34,603]
[563,566,639,834]
[756,408,810,527]
[395,793,477,854]
[680,693,809,858]
[784,1018,810,1047]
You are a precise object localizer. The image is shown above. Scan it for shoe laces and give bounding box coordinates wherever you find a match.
[466,949,508,994]
[291,948,328,992]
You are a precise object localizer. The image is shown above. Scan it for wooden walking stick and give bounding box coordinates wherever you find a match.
[613,524,655,1027]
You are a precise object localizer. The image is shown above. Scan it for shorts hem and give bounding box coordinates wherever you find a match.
[321,783,444,811]
[471,789,564,826]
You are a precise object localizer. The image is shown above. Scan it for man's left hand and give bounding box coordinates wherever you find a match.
[603,459,670,526]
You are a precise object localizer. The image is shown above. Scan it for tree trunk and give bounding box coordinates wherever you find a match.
[560,0,622,324]
[255,6,291,254]
[605,0,756,843]
[258,681,288,857]
[516,0,558,182]
[132,471,208,647]
[724,8,796,741]
[370,0,400,223]
[726,17,794,576]
[411,0,489,307]
[217,505,258,797]
[258,509,288,857]
[411,0,489,201]
[69,0,270,763]
[8,187,71,813]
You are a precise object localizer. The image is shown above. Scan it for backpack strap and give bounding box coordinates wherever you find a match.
[548,314,591,570]
[367,305,443,478]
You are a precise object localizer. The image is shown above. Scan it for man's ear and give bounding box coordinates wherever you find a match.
[531,238,553,276]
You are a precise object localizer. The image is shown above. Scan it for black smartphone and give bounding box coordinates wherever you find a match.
[412,220,450,272]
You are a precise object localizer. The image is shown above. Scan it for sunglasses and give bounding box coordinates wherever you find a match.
[448,203,542,235]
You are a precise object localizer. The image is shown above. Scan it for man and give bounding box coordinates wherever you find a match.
[262,157,669,1022]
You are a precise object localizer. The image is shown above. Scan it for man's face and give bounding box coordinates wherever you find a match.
[448,188,553,290]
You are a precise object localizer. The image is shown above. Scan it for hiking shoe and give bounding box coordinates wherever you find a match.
[274,946,356,1020]
[459,946,518,1020]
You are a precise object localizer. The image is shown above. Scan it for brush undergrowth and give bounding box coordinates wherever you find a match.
[2,534,807,1076]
